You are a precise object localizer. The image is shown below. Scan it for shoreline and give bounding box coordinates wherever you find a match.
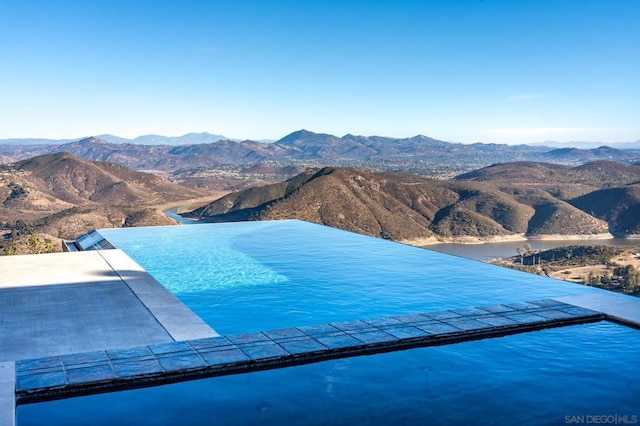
[403,232,640,247]
[527,233,615,241]
[403,234,528,246]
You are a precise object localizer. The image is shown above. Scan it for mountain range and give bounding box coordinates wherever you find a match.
[189,160,640,243]
[536,139,640,149]
[3,131,640,150]
[1,131,639,178]
[0,132,230,146]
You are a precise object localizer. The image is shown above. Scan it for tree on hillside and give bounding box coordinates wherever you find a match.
[3,240,18,256]
[623,265,640,291]
[27,230,56,254]
[517,243,532,264]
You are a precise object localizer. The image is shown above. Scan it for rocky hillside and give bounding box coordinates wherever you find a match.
[189,163,633,243]
[570,185,640,236]
[0,153,205,254]
[456,160,640,237]
[192,167,449,242]
[1,152,202,220]
[32,206,178,240]
[456,160,640,188]
[13,153,202,204]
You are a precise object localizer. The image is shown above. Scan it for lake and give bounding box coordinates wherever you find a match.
[426,238,638,261]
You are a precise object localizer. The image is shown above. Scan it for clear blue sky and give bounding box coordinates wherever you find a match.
[1,0,638,144]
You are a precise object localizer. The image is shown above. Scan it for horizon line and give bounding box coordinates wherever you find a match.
[0,130,638,147]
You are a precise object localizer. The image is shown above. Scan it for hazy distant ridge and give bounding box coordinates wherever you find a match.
[1,130,639,149]
[1,131,639,174]
[0,132,230,146]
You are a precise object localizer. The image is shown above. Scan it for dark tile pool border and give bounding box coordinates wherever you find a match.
[14,299,605,405]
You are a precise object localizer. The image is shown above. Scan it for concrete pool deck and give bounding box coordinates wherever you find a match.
[555,293,640,328]
[0,250,217,363]
[0,250,217,426]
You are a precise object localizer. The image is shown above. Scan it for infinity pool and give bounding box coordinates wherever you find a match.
[18,220,640,424]
[95,220,602,334]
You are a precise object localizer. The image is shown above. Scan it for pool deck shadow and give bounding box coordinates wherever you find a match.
[0,250,217,364]
[14,298,606,405]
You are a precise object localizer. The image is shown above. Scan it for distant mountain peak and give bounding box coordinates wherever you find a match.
[594,145,617,151]
[79,136,109,144]
[291,129,315,135]
[280,129,318,139]
[275,129,337,145]
[410,134,438,142]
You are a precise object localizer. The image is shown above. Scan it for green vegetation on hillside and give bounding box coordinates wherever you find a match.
[492,245,640,296]
[2,226,58,255]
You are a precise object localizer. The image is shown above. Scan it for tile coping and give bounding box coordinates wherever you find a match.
[14,298,610,405]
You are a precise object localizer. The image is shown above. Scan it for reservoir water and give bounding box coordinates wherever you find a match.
[163,208,200,225]
[427,238,638,261]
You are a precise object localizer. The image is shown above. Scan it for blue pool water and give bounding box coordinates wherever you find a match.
[19,322,640,425]
[96,220,604,334]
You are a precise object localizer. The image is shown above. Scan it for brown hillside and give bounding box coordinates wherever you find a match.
[256,168,445,241]
[432,182,534,235]
[487,180,597,202]
[455,161,569,182]
[499,188,609,236]
[570,185,640,236]
[1,152,206,254]
[457,160,640,188]
[194,166,609,242]
[571,161,640,187]
[34,206,177,240]
[0,178,74,221]
[193,167,459,241]
[14,152,202,205]
[454,160,640,237]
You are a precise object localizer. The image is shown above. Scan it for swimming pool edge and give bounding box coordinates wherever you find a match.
[13,299,607,405]
[96,250,220,342]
